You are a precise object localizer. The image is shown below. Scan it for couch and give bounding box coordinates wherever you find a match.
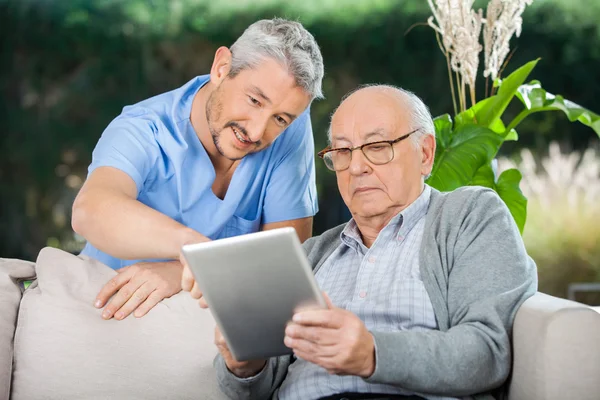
[1,247,599,400]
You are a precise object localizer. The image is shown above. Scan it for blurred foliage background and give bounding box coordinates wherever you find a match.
[1,0,599,303]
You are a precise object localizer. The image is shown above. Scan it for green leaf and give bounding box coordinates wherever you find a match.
[455,103,518,140]
[513,81,600,137]
[456,59,539,129]
[427,124,504,192]
[433,114,453,149]
[495,169,528,234]
[469,164,528,234]
[470,163,496,189]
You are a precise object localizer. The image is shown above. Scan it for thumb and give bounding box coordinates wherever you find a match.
[322,291,335,309]
[181,264,195,292]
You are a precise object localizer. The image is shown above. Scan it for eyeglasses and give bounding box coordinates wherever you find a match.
[317,128,419,171]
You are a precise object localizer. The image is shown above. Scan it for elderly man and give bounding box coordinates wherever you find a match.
[208,85,537,400]
[71,18,324,321]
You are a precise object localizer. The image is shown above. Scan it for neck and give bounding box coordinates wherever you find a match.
[353,212,398,248]
[189,81,236,173]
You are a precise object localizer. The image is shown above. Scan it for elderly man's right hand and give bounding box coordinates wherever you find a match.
[215,326,267,378]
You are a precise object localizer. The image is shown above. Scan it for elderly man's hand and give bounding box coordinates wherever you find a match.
[215,326,267,378]
[95,260,183,320]
[284,293,376,378]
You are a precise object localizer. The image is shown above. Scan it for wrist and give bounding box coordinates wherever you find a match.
[230,360,267,378]
[360,334,376,378]
[176,228,207,259]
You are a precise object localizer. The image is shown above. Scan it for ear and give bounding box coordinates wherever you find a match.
[209,46,233,86]
[420,133,436,176]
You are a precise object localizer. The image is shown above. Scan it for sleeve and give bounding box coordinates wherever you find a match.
[261,107,319,224]
[214,354,292,400]
[87,111,160,197]
[364,190,538,397]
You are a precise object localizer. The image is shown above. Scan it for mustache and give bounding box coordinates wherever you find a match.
[224,121,261,146]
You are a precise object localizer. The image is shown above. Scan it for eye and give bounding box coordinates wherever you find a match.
[275,116,288,126]
[248,96,261,106]
[367,144,388,152]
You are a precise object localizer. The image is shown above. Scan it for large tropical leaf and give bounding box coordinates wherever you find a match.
[427,122,504,192]
[511,80,600,137]
[455,59,539,130]
[496,169,528,234]
[470,163,528,234]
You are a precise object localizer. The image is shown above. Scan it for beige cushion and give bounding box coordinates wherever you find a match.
[509,292,600,400]
[0,257,36,400]
[11,247,227,400]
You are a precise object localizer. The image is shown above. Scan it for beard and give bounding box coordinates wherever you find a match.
[205,85,260,161]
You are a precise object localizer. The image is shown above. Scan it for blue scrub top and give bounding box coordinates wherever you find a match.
[80,75,319,269]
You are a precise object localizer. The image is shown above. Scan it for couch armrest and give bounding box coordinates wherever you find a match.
[0,258,36,400]
[508,292,600,400]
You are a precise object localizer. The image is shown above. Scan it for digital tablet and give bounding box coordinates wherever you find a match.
[181,227,326,361]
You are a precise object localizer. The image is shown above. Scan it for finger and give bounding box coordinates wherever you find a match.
[116,265,131,274]
[181,264,195,292]
[322,292,335,309]
[293,309,343,328]
[190,281,203,299]
[95,269,134,308]
[292,349,338,373]
[101,278,144,320]
[285,323,337,345]
[133,289,165,318]
[113,283,154,320]
[199,297,209,309]
[214,326,223,343]
[287,336,338,357]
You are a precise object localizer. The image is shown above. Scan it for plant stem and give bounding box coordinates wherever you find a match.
[447,56,458,116]
[434,30,458,116]
[470,85,476,108]
[506,109,531,134]
[461,75,467,112]
[456,70,464,112]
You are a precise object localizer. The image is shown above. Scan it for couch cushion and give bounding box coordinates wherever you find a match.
[0,257,36,400]
[11,247,227,400]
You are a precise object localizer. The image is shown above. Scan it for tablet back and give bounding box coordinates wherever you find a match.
[181,227,325,361]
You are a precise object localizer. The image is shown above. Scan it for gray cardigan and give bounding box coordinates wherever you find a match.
[215,186,538,400]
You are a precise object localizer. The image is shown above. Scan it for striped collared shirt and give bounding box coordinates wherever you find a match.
[278,185,457,400]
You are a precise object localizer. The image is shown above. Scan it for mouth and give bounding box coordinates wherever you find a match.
[232,126,253,148]
[354,187,379,194]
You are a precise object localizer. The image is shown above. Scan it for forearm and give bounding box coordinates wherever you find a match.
[72,189,205,260]
[365,324,511,397]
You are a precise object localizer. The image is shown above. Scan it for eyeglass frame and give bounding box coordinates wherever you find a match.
[317,128,420,171]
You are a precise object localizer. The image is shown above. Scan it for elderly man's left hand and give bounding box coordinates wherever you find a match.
[95,260,184,320]
[284,293,376,377]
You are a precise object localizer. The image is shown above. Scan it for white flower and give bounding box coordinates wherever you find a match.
[483,0,535,81]
[427,0,484,88]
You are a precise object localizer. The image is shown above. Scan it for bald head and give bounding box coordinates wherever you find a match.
[328,84,435,145]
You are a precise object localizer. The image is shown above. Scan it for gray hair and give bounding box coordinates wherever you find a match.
[327,84,436,147]
[229,18,324,100]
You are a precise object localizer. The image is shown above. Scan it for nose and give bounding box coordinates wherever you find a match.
[246,113,270,143]
[347,148,371,176]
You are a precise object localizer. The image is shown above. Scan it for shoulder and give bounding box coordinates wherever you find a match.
[302,223,345,259]
[429,185,505,218]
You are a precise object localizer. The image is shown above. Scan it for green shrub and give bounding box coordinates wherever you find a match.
[500,144,600,305]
